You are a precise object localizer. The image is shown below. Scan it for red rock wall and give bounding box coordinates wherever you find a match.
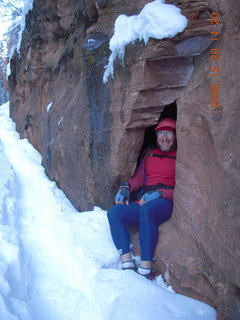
[8,0,240,319]
[174,1,240,317]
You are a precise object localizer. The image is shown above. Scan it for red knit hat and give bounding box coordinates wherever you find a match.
[155,118,176,132]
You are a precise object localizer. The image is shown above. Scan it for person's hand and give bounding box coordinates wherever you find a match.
[140,190,162,206]
[115,183,130,205]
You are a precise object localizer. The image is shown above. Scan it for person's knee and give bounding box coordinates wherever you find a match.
[107,205,123,222]
[139,205,151,222]
[139,199,163,223]
[107,206,116,221]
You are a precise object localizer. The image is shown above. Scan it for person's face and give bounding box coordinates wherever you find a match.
[156,130,176,152]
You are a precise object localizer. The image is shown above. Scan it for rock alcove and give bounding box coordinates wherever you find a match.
[135,102,177,165]
[8,1,240,319]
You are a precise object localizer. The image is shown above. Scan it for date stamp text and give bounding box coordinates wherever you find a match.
[209,13,222,110]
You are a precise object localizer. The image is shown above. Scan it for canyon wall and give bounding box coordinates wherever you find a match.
[8,0,240,319]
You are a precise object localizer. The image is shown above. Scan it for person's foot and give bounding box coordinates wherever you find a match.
[136,266,156,280]
[122,260,138,271]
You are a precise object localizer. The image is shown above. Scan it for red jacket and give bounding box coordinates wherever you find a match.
[128,147,176,200]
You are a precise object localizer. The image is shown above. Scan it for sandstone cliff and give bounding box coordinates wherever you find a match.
[8,0,240,319]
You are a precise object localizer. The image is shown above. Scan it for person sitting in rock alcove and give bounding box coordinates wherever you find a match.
[107,118,177,280]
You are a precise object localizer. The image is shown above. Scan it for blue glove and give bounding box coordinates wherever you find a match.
[115,182,130,204]
[115,188,130,203]
[141,190,162,202]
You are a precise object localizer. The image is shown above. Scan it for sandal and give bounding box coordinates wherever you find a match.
[122,260,138,271]
[136,267,157,281]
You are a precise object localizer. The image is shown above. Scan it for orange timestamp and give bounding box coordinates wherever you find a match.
[209,12,222,110]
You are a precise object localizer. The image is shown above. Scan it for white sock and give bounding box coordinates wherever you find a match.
[137,266,151,275]
[122,261,134,269]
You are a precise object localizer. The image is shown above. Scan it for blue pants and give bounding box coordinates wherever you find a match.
[107,198,173,261]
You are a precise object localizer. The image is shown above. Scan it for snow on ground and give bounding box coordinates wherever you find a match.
[0,102,217,320]
[103,0,188,82]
